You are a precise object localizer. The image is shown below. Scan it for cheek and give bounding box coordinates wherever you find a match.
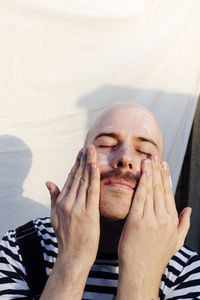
[97,153,111,175]
[97,153,109,166]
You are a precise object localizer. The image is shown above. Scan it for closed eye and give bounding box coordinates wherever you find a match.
[98,144,117,148]
[94,134,119,149]
[137,150,151,158]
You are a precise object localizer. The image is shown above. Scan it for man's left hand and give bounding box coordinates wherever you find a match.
[117,157,191,300]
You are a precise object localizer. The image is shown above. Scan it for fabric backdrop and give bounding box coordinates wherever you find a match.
[0,0,200,237]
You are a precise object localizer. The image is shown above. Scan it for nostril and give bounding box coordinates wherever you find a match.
[117,161,123,167]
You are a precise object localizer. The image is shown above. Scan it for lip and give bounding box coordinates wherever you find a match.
[104,179,136,191]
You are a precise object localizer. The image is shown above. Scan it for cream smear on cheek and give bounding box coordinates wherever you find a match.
[96,125,114,166]
[124,144,131,150]
[97,153,109,166]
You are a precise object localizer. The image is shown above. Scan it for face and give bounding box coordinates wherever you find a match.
[85,105,164,221]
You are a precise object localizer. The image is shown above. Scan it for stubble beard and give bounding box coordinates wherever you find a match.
[99,185,134,221]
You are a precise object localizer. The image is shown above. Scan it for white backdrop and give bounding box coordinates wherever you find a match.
[0,0,200,237]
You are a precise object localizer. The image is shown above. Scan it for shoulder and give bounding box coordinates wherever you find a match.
[0,227,21,267]
[33,216,55,236]
[0,217,57,267]
[160,245,200,299]
[0,224,28,294]
[33,217,58,275]
[0,217,56,296]
[33,217,57,252]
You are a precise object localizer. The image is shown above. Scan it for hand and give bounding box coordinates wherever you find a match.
[117,157,191,299]
[46,145,100,273]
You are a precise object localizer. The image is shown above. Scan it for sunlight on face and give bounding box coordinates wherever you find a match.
[85,103,164,220]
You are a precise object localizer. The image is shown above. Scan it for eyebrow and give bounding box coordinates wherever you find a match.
[136,137,158,149]
[94,132,158,149]
[94,132,120,140]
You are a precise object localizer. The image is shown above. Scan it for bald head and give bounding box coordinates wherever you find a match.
[85,102,164,158]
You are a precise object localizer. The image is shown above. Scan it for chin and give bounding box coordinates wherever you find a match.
[99,186,133,221]
[99,207,129,221]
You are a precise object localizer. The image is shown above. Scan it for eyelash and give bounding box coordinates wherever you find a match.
[98,145,116,148]
[137,150,151,158]
[98,146,151,156]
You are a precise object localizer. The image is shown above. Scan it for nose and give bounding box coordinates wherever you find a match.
[112,145,134,170]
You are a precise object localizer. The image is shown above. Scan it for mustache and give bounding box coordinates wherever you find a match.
[100,169,138,187]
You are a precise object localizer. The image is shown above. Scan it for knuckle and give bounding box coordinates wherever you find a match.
[68,173,74,182]
[153,183,164,193]
[158,216,168,227]
[74,169,82,180]
[164,186,172,195]
[146,186,153,196]
[88,187,98,198]
[74,173,81,180]
[62,200,71,214]
[145,220,157,231]
[80,177,88,186]
[137,194,146,204]
[71,206,86,219]
[132,218,141,229]
[71,208,81,218]
[171,214,179,226]
[86,212,96,223]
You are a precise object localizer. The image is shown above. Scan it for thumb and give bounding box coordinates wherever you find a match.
[178,207,192,246]
[45,181,60,210]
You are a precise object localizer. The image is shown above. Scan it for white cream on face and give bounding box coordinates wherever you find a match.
[104,125,114,130]
[128,109,160,140]
[124,144,131,151]
[97,153,109,166]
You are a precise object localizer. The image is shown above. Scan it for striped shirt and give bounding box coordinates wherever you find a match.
[0,217,200,299]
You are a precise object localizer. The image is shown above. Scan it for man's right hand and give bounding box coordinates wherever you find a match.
[41,145,100,300]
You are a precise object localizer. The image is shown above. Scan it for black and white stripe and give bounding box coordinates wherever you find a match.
[0,217,200,299]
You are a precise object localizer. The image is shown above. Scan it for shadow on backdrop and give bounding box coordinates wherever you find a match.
[0,135,49,237]
[77,84,191,133]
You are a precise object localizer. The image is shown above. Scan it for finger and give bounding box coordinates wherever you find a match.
[66,148,87,206]
[46,181,60,210]
[152,156,166,217]
[57,148,84,203]
[75,144,97,209]
[142,160,154,218]
[86,148,100,211]
[130,159,150,219]
[161,161,177,214]
[177,207,192,247]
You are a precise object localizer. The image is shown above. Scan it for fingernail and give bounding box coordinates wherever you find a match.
[153,155,159,163]
[161,161,168,170]
[188,207,192,216]
[78,148,85,159]
[45,182,50,192]
[88,145,94,158]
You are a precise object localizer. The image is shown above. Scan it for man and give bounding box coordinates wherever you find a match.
[0,103,200,299]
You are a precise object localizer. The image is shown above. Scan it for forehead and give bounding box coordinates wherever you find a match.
[92,107,160,142]
[85,106,164,158]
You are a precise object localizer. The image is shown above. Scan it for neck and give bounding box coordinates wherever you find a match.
[98,216,125,253]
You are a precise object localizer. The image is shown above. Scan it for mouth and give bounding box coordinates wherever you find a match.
[103,178,136,191]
